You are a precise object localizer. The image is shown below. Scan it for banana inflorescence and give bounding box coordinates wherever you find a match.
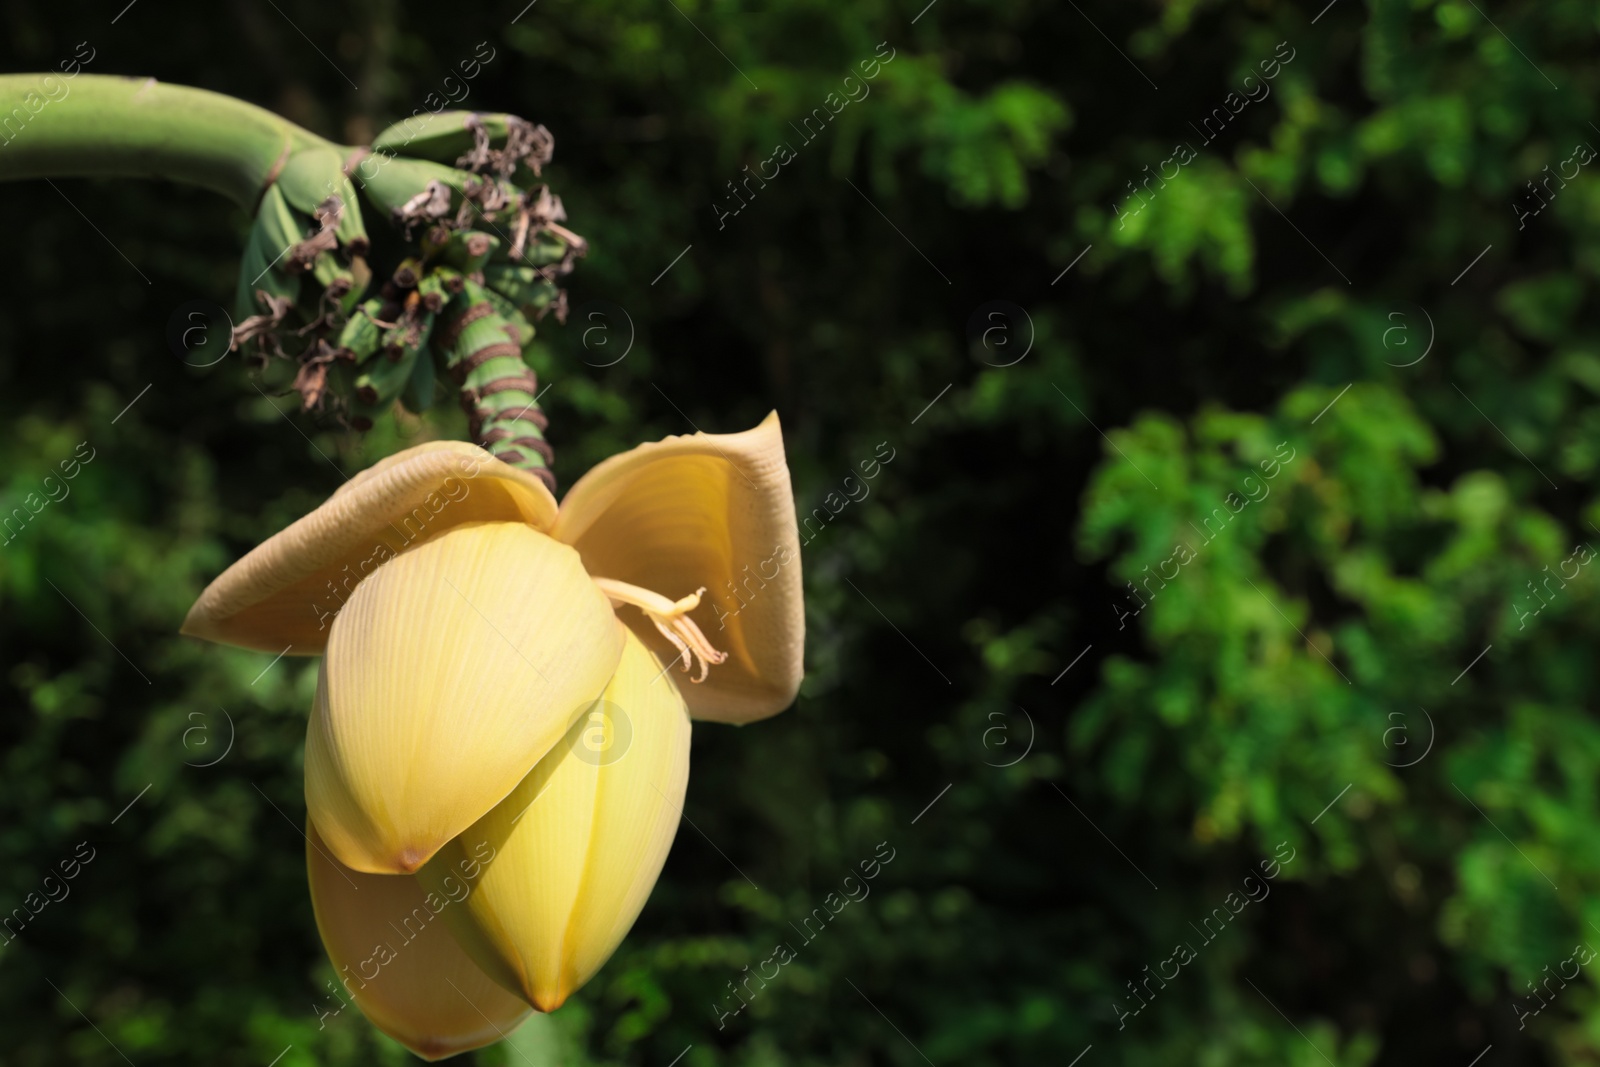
[233,112,582,492]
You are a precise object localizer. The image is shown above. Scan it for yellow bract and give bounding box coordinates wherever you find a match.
[420,626,692,1010]
[181,442,559,655]
[553,414,804,723]
[305,823,530,1061]
[308,521,624,874]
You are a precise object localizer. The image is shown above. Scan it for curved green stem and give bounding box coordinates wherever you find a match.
[0,74,334,206]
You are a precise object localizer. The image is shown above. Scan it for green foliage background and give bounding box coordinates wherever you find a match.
[1,0,1597,1063]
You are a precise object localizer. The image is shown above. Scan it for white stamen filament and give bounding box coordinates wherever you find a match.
[592,577,729,682]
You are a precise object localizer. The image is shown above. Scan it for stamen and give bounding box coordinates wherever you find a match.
[592,577,729,682]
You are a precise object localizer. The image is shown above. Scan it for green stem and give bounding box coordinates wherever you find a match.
[0,74,333,207]
[443,282,556,491]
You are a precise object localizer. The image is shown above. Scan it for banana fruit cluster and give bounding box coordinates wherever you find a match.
[232,112,583,490]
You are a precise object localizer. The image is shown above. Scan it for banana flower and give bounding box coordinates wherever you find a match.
[182,414,802,1055]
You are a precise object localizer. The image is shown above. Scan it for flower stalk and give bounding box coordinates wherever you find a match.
[0,74,318,206]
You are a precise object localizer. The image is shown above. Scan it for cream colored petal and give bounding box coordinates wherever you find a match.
[308,522,624,874]
[419,627,691,1010]
[182,441,558,655]
[304,822,532,1062]
[551,411,803,723]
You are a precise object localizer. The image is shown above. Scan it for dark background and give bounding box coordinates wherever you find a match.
[2,0,1597,1063]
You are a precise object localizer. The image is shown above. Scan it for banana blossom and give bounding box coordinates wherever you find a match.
[183,414,802,1056]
